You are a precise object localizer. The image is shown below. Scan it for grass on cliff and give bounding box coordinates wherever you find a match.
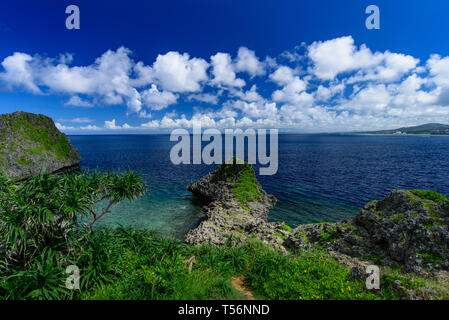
[232,166,261,205]
[216,161,261,205]
[410,189,448,203]
[0,112,74,162]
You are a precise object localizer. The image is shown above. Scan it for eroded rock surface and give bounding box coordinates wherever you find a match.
[185,162,291,251]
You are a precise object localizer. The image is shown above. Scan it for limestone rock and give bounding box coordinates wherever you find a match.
[185,161,289,251]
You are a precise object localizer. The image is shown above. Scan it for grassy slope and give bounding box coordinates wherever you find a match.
[75,228,397,300]
[232,165,261,205]
[4,225,448,300]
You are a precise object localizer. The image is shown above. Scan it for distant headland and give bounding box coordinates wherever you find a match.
[354,123,449,135]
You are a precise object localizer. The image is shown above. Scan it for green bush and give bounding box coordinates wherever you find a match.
[245,246,384,300]
[280,224,292,232]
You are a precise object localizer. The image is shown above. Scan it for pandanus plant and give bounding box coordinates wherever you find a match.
[0,170,147,271]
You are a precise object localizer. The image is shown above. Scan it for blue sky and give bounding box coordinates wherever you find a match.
[1,0,449,133]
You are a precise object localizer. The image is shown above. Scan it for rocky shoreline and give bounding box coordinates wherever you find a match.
[187,162,449,274]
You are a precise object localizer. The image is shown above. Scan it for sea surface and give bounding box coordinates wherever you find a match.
[69,134,449,239]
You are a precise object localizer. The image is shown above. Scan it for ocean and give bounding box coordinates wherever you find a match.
[69,134,449,239]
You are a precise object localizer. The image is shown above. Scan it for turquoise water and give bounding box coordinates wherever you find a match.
[90,177,204,239]
[69,134,449,239]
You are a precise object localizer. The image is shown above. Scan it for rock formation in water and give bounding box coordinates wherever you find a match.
[185,160,291,251]
[0,111,82,180]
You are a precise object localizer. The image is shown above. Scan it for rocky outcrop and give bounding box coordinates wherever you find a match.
[0,111,82,180]
[286,190,449,272]
[187,161,449,273]
[185,161,291,251]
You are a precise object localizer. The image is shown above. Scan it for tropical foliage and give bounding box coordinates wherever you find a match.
[1,171,446,300]
[0,170,146,299]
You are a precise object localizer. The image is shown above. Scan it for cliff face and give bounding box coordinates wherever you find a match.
[185,161,291,251]
[0,111,82,180]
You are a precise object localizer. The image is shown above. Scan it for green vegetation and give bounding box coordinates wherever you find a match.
[215,159,262,205]
[84,233,403,300]
[418,253,445,266]
[390,213,404,223]
[0,225,399,300]
[363,254,383,265]
[1,169,447,300]
[246,246,397,300]
[410,190,448,204]
[319,228,339,243]
[0,170,147,299]
[273,233,286,240]
[381,267,449,299]
[280,224,292,232]
[0,170,401,300]
[231,165,261,205]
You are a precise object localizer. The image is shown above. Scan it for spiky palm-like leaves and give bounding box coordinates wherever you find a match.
[0,170,147,299]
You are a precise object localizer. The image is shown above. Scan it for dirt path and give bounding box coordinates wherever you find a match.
[231,276,256,300]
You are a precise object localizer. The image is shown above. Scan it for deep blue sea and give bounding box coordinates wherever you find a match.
[68,134,449,239]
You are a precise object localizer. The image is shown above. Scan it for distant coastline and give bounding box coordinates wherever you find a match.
[63,123,449,136]
[348,123,449,135]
